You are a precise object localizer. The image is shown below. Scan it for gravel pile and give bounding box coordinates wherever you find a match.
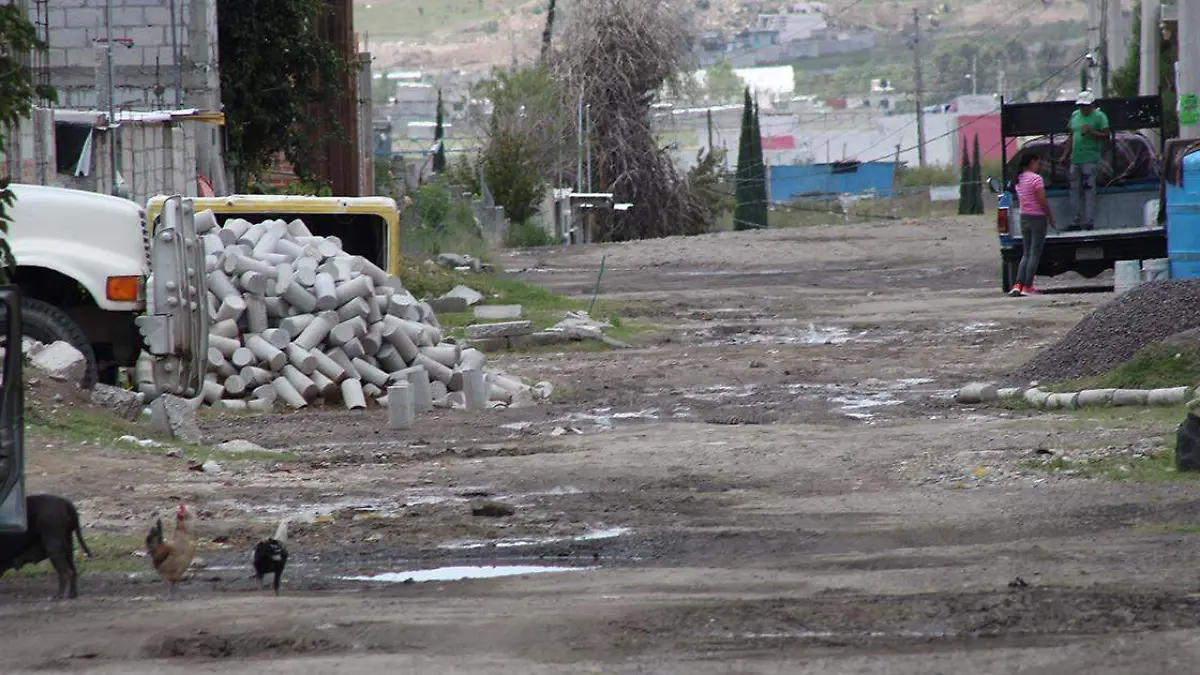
[1009,280,1200,384]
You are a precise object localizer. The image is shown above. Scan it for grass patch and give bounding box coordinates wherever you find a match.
[26,408,294,462]
[1026,444,1196,483]
[1045,345,1200,392]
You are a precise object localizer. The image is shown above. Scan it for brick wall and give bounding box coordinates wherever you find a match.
[45,0,219,112]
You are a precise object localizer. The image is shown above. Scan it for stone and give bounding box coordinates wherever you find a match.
[426,296,469,314]
[473,304,523,320]
[465,321,532,340]
[90,384,143,420]
[442,284,484,306]
[466,337,509,352]
[149,394,204,444]
[215,439,279,454]
[200,460,223,474]
[29,341,87,383]
[956,382,998,404]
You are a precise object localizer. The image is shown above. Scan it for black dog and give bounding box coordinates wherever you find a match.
[0,494,93,599]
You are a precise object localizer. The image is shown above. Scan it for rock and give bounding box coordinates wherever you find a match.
[215,439,277,454]
[465,321,533,340]
[21,338,44,357]
[467,337,509,352]
[434,253,480,272]
[200,460,222,474]
[90,384,144,420]
[957,382,999,404]
[470,500,515,518]
[150,394,204,444]
[509,331,570,348]
[443,284,484,306]
[426,296,469,314]
[531,381,554,400]
[473,305,522,320]
[29,341,87,383]
[1179,413,1200,472]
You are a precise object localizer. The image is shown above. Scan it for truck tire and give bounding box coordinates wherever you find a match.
[20,297,99,389]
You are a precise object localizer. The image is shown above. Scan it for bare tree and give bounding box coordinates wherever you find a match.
[552,0,714,241]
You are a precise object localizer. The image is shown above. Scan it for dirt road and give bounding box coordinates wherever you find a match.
[6,217,1200,674]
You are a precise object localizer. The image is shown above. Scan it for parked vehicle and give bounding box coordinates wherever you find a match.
[3,186,206,390]
[989,95,1167,292]
[0,286,25,532]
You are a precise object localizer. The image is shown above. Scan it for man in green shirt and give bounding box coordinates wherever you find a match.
[1061,90,1110,231]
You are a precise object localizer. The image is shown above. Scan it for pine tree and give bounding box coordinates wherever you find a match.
[433,88,446,174]
[750,99,769,228]
[971,134,983,214]
[733,87,757,231]
[957,138,970,215]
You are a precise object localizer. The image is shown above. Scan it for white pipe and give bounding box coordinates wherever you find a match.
[311,348,348,383]
[273,375,308,409]
[285,343,317,375]
[246,334,287,370]
[314,272,338,311]
[351,357,390,387]
[244,295,269,334]
[281,364,318,400]
[340,377,367,409]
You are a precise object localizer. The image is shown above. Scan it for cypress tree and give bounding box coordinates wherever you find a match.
[433,88,447,174]
[971,134,983,214]
[734,87,756,231]
[957,138,970,215]
[750,99,768,228]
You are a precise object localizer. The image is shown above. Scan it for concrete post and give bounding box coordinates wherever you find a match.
[388,382,415,430]
[405,366,434,413]
[463,370,488,411]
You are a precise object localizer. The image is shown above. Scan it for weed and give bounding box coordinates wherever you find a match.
[1046,346,1200,392]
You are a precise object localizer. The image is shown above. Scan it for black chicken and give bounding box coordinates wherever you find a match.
[252,519,289,595]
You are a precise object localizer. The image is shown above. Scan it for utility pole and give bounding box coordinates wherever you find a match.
[1139,0,1160,97]
[1180,0,1200,138]
[998,66,1006,101]
[1099,0,1110,96]
[970,54,977,96]
[104,0,121,197]
[911,8,927,168]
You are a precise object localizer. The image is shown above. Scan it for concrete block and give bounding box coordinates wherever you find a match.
[150,394,204,443]
[443,284,484,306]
[426,296,469,314]
[30,341,87,383]
[474,305,523,320]
[463,370,488,411]
[465,321,533,340]
[388,383,414,430]
[467,337,509,352]
[90,383,143,420]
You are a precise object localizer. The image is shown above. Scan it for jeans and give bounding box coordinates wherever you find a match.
[1017,214,1048,288]
[1069,162,1097,229]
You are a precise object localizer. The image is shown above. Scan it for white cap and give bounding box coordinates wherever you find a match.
[1076,90,1095,106]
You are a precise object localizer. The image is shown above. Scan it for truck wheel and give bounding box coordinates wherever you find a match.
[19,297,99,389]
[1001,260,1018,293]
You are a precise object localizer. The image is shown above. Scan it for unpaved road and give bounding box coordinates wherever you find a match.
[6,217,1200,674]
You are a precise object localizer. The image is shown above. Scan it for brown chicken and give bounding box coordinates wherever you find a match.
[145,504,196,599]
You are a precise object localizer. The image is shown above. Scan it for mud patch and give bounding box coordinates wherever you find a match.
[147,633,346,659]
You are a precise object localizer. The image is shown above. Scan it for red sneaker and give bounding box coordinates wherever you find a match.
[1020,286,1041,296]
[1008,285,1023,297]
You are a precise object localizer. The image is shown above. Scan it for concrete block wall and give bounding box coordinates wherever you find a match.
[1,109,57,185]
[45,0,219,112]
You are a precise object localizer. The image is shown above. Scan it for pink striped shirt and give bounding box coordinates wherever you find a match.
[1015,170,1046,216]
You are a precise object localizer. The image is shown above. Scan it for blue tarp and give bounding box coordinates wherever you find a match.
[769,162,897,203]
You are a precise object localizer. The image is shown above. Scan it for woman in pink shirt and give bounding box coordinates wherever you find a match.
[1010,153,1055,296]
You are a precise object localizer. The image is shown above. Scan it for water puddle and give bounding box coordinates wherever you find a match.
[440,526,632,551]
[340,565,590,584]
[698,322,868,348]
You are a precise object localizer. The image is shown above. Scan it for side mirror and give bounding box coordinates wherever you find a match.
[985,176,1001,195]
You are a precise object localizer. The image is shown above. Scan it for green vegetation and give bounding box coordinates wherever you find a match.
[1024,405,1193,483]
[733,88,768,231]
[1047,346,1200,392]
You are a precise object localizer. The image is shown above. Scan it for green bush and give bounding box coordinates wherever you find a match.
[506,220,558,248]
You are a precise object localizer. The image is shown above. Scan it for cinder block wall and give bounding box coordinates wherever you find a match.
[46,0,219,112]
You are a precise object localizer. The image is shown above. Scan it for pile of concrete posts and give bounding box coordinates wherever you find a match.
[145,211,537,413]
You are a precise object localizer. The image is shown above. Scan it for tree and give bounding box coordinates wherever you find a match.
[734,88,768,230]
[540,0,557,61]
[1111,1,1179,138]
[971,134,983,215]
[957,139,970,215]
[218,0,356,191]
[0,5,55,284]
[433,89,447,174]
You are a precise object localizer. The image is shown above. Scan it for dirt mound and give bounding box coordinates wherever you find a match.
[1009,280,1200,384]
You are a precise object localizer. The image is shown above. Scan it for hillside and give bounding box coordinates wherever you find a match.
[357,0,1087,72]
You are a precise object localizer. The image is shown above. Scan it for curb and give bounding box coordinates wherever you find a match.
[956,382,1193,410]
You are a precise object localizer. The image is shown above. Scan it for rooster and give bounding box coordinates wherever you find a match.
[145,504,197,599]
[252,519,289,596]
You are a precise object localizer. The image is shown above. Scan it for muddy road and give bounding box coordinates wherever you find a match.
[5,218,1200,674]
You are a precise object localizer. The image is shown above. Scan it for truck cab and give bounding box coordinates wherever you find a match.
[992,95,1167,291]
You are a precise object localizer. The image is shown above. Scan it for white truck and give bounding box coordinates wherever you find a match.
[4,184,207,395]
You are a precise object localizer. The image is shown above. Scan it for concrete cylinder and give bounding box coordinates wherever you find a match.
[449,370,463,393]
[362,382,382,400]
[218,218,250,244]
[314,272,338,310]
[246,334,287,370]
[342,337,366,360]
[203,233,225,258]
[387,294,420,320]
[231,347,256,369]
[209,334,240,358]
[287,218,312,238]
[1023,388,1050,408]
[247,398,274,413]
[352,357,390,387]
[194,208,219,234]
[340,378,367,409]
[210,319,239,339]
[273,375,308,409]
[311,348,348,383]
[459,348,487,372]
[405,366,434,413]
[252,383,277,403]
[223,374,248,398]
[361,322,384,355]
[202,379,225,404]
[336,296,371,322]
[366,295,384,324]
[330,316,368,346]
[260,328,292,350]
[353,255,391,286]
[491,373,527,394]
[241,366,273,387]
[263,297,290,318]
[207,269,240,300]
[388,382,415,430]
[225,250,277,278]
[335,275,375,306]
[239,221,268,247]
[381,321,419,364]
[384,316,428,347]
[376,343,407,372]
[310,369,337,398]
[294,257,319,287]
[215,295,247,323]
[253,220,289,258]
[956,382,999,404]
[996,387,1021,400]
[217,399,248,411]
[285,343,317,374]
[1148,386,1189,406]
[277,264,319,313]
[1076,388,1116,407]
[244,295,269,334]
[421,324,443,347]
[1112,389,1149,406]
[281,364,318,400]
[326,347,361,379]
[279,313,315,338]
[239,271,270,296]
[293,311,336,351]
[275,237,306,260]
[489,384,513,403]
[430,380,449,400]
[419,344,459,369]
[415,353,454,385]
[462,370,488,411]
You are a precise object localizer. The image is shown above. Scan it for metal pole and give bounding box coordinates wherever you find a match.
[105,0,120,196]
[912,8,927,168]
[575,92,583,190]
[1180,0,1200,138]
[169,0,181,107]
[1140,0,1161,97]
[585,103,592,192]
[1099,0,1110,96]
[971,54,977,96]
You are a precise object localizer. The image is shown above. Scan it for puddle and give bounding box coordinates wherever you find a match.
[551,408,660,431]
[831,393,904,420]
[340,565,590,584]
[698,322,868,348]
[440,526,632,551]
